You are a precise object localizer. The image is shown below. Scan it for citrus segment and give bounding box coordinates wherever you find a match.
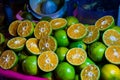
[38,36,57,53]
[17,20,34,37]
[82,25,100,44]
[8,20,21,36]
[34,21,52,39]
[105,45,120,64]
[0,50,18,69]
[66,48,87,66]
[95,15,115,31]
[26,38,41,55]
[102,29,120,46]
[80,64,100,80]
[38,51,58,72]
[7,37,26,52]
[50,18,67,30]
[67,23,87,40]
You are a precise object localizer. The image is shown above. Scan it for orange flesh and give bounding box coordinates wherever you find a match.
[0,50,16,69]
[8,37,26,49]
[38,51,58,72]
[50,18,66,29]
[81,65,99,80]
[66,48,87,65]
[39,36,56,52]
[95,16,113,30]
[103,29,120,46]
[67,23,87,39]
[83,26,99,44]
[26,38,40,55]
[34,21,51,39]
[105,46,120,63]
[9,20,21,36]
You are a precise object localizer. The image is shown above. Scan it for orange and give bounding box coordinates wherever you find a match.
[67,23,87,40]
[102,29,120,46]
[38,51,58,72]
[95,15,115,31]
[101,64,120,80]
[105,45,120,64]
[66,48,87,66]
[80,64,100,80]
[0,50,18,69]
[17,20,34,37]
[82,25,100,44]
[34,21,52,39]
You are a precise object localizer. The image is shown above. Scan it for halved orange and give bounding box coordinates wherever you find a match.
[95,15,115,31]
[102,29,120,46]
[66,48,87,66]
[50,18,67,30]
[17,20,34,37]
[105,45,120,64]
[38,51,58,72]
[8,20,21,36]
[0,50,18,69]
[34,21,52,39]
[80,64,100,80]
[67,23,87,40]
[26,38,41,55]
[7,37,26,52]
[38,36,57,53]
[82,25,100,44]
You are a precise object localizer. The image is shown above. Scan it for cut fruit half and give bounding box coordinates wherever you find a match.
[0,50,18,69]
[66,48,87,66]
[67,23,87,40]
[82,25,100,44]
[39,36,57,53]
[7,37,26,52]
[80,64,100,80]
[34,21,52,39]
[95,15,115,31]
[50,18,67,30]
[17,20,34,37]
[102,29,120,46]
[26,38,41,55]
[8,20,21,36]
[38,51,58,72]
[105,45,120,64]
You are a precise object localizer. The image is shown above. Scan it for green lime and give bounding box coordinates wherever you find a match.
[21,12,33,20]
[54,29,69,47]
[22,56,38,75]
[0,33,5,45]
[54,62,75,80]
[56,47,68,62]
[0,50,18,69]
[66,16,79,27]
[41,16,52,22]
[88,41,107,62]
[69,40,87,50]
[101,64,120,80]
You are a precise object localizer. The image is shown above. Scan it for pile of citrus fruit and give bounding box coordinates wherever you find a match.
[0,15,120,80]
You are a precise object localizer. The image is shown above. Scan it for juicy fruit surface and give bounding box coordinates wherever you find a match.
[34,21,52,39]
[50,18,67,30]
[101,64,120,80]
[103,29,120,46]
[26,38,40,55]
[67,23,87,40]
[105,45,120,64]
[38,51,58,72]
[66,48,87,66]
[82,25,100,44]
[17,20,34,37]
[81,64,100,80]
[95,15,115,31]
[54,62,75,80]
[0,50,18,69]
